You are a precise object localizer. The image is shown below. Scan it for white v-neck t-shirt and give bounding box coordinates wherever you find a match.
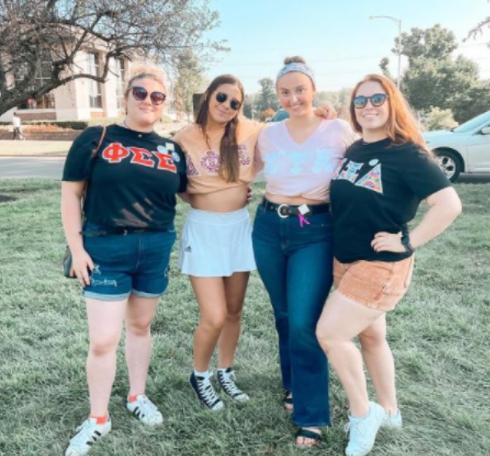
[258,119,357,202]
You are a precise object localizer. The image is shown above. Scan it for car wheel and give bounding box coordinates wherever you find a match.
[435,149,462,183]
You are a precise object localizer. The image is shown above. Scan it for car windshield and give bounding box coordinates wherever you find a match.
[453,111,490,133]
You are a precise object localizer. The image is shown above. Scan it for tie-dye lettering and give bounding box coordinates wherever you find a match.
[337,161,363,183]
[355,164,383,194]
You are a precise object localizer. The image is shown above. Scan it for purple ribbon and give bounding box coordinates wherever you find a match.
[298,213,310,228]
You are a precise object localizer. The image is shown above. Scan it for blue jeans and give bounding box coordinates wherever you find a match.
[82,223,177,301]
[252,203,334,427]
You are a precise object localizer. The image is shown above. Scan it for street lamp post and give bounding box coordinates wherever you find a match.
[369,15,402,89]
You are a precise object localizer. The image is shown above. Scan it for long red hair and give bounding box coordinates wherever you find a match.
[350,74,430,154]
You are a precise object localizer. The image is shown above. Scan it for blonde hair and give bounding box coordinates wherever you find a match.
[124,65,167,97]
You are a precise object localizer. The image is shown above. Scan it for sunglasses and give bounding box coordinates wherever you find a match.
[215,92,241,111]
[353,93,388,109]
[131,86,166,105]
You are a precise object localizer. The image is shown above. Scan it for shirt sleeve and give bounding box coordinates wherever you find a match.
[400,145,452,201]
[62,126,104,181]
[173,142,188,193]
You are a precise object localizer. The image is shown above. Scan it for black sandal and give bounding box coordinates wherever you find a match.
[296,428,322,447]
[283,391,293,411]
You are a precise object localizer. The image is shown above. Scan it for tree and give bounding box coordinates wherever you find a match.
[259,108,275,122]
[395,25,458,63]
[423,106,458,131]
[396,24,489,123]
[467,0,490,47]
[379,57,393,80]
[173,49,205,121]
[0,0,224,116]
[256,78,279,113]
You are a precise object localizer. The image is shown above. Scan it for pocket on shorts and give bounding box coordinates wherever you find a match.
[347,260,395,302]
[384,256,414,296]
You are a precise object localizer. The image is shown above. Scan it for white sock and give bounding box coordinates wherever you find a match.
[194,369,211,379]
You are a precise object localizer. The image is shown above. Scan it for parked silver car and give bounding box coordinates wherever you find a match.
[423,110,490,182]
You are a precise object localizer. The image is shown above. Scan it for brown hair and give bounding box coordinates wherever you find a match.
[195,74,244,183]
[284,56,306,65]
[350,74,430,153]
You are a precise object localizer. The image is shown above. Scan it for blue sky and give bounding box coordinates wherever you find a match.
[204,0,490,93]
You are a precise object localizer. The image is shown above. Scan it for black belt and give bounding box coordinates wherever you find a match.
[82,227,158,237]
[261,199,330,218]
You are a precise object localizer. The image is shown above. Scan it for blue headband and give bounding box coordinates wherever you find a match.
[276,62,316,87]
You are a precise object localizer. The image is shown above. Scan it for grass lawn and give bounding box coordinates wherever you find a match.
[0,179,489,456]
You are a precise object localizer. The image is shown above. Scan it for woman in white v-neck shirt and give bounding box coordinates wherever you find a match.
[252,56,356,447]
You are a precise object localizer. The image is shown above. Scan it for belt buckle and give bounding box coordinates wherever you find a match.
[277,204,290,219]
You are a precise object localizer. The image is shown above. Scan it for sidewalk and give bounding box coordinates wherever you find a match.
[0,121,188,157]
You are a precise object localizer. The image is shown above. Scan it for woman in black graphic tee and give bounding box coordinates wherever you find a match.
[316,74,462,456]
[61,67,186,456]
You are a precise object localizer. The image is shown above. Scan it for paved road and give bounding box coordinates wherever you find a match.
[0,157,65,179]
[1,157,489,183]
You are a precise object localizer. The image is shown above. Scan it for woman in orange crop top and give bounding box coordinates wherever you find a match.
[172,74,262,410]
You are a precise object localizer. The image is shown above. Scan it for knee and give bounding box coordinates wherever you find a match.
[89,336,119,357]
[126,319,152,337]
[200,313,227,332]
[315,324,338,354]
[359,330,386,351]
[226,304,243,324]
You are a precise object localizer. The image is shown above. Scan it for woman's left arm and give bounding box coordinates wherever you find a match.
[372,187,462,253]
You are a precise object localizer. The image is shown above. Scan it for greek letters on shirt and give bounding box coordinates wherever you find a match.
[100,142,177,173]
[192,144,251,176]
[333,158,384,194]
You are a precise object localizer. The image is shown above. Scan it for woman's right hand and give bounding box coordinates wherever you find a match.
[71,249,95,287]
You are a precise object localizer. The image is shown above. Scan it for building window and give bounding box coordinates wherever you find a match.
[87,52,102,108]
[115,58,126,110]
[16,51,56,109]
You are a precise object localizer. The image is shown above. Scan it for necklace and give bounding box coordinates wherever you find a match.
[122,119,146,138]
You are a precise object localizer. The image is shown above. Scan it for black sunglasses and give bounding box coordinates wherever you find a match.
[131,86,166,105]
[215,92,241,111]
[353,93,388,109]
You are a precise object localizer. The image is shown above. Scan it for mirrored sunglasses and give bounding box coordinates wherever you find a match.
[353,93,388,109]
[131,86,166,105]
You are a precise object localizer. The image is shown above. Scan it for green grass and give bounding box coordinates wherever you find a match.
[0,179,489,456]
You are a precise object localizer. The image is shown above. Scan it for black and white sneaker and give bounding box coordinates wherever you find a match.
[217,368,250,402]
[189,372,225,411]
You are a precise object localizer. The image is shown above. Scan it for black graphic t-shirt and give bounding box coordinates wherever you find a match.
[330,138,451,263]
[63,124,187,230]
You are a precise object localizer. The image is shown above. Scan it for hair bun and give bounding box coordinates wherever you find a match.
[284,56,306,65]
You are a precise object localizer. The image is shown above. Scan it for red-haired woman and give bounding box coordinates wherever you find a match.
[316,74,462,456]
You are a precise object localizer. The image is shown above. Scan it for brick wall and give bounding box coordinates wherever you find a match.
[0,131,81,141]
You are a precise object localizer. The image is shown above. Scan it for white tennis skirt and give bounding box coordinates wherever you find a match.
[178,207,257,277]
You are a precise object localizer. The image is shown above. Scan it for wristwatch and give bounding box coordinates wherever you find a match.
[401,233,414,254]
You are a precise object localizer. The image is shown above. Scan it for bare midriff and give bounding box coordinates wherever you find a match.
[265,192,329,206]
[191,184,248,213]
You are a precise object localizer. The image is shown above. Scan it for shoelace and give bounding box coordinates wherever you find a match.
[197,377,221,406]
[70,420,100,447]
[134,396,159,417]
[219,371,244,397]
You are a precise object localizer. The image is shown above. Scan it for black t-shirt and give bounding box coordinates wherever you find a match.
[63,124,187,230]
[331,138,451,263]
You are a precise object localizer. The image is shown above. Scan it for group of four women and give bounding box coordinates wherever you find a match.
[61,57,462,456]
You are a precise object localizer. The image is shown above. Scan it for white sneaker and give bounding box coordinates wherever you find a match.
[382,409,402,429]
[217,368,250,402]
[345,402,385,456]
[65,417,111,456]
[126,395,164,426]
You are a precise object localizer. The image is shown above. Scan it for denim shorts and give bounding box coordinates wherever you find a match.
[333,255,415,311]
[82,223,177,301]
